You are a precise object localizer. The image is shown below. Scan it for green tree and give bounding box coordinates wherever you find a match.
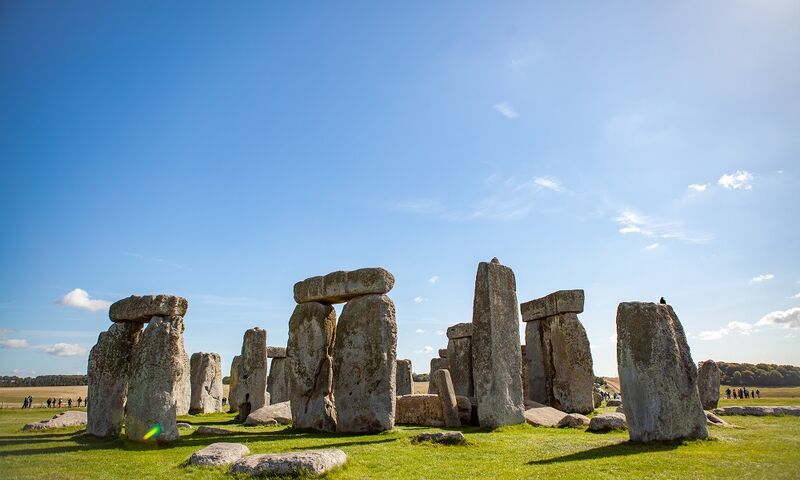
[732,371,743,386]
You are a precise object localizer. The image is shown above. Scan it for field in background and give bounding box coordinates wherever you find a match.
[0,385,232,408]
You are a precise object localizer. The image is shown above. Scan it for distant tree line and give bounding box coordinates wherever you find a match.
[718,362,800,387]
[412,373,429,382]
[0,375,88,387]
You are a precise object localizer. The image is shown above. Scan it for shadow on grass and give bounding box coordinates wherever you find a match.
[290,438,398,450]
[527,441,682,465]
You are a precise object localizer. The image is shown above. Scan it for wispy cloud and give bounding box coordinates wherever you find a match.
[697,321,757,340]
[428,275,439,284]
[614,209,712,244]
[413,296,429,304]
[415,329,425,334]
[718,170,753,190]
[493,102,519,119]
[413,346,434,354]
[644,243,660,251]
[793,292,800,299]
[36,343,87,357]
[750,274,774,284]
[56,288,111,312]
[755,307,800,329]
[435,330,445,336]
[533,177,565,192]
[0,338,30,349]
[688,183,708,192]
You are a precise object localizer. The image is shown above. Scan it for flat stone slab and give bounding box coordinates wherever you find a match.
[521,290,584,322]
[558,413,591,428]
[23,411,87,431]
[195,426,236,435]
[188,442,250,466]
[587,413,627,432]
[293,268,394,304]
[176,422,193,429]
[109,294,188,322]
[230,449,348,476]
[245,401,292,426]
[705,410,734,428]
[412,431,465,445]
[267,346,287,358]
[524,404,568,427]
[713,406,800,416]
[446,322,472,339]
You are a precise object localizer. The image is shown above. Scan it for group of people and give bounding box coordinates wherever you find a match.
[725,387,760,399]
[21,395,34,408]
[18,396,89,408]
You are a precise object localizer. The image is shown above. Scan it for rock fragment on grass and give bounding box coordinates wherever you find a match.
[230,449,348,476]
[413,431,466,445]
[245,401,292,426]
[195,426,236,435]
[587,413,627,432]
[713,406,800,417]
[188,442,250,466]
[23,411,87,431]
[558,413,590,428]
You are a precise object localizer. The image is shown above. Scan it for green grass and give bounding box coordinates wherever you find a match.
[1,408,799,479]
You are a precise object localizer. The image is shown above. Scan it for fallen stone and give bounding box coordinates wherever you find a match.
[588,413,627,432]
[395,394,472,426]
[236,327,269,421]
[617,302,708,442]
[713,406,800,416]
[412,431,465,445]
[293,268,395,304]
[267,346,287,358]
[230,449,348,477]
[195,426,236,435]
[705,410,733,427]
[558,413,591,428]
[446,322,473,339]
[245,401,292,426]
[267,357,289,404]
[521,289,584,322]
[177,422,193,429]
[109,294,188,323]
[433,369,460,427]
[188,442,250,467]
[396,359,414,396]
[286,302,337,432]
[190,352,223,414]
[524,404,568,427]
[427,357,449,395]
[446,337,473,397]
[23,411,87,431]
[697,360,721,410]
[606,399,622,407]
[228,355,241,413]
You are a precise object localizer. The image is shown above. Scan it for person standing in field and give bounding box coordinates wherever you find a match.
[77,397,82,407]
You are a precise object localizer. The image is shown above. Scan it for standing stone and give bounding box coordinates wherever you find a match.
[433,369,460,427]
[87,322,143,438]
[236,327,269,421]
[541,314,594,414]
[446,337,473,397]
[426,357,449,395]
[616,302,708,442]
[126,315,189,443]
[520,345,529,402]
[190,352,223,414]
[396,359,414,396]
[525,319,548,405]
[267,357,289,404]
[333,294,397,433]
[697,360,722,410]
[471,258,525,427]
[175,362,191,416]
[286,302,337,432]
[228,355,241,413]
[293,268,395,304]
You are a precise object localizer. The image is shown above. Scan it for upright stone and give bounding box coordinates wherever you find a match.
[616,302,708,442]
[433,369,460,427]
[333,294,397,433]
[286,302,337,432]
[426,357,449,395]
[520,345,528,401]
[396,359,414,396]
[236,327,269,421]
[293,268,395,304]
[542,314,594,414]
[87,322,143,438]
[190,352,223,414]
[446,337,473,397]
[228,355,241,413]
[524,319,548,404]
[697,360,721,410]
[126,315,189,443]
[471,258,525,427]
[267,357,289,404]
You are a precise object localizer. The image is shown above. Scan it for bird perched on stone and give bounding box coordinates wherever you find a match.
[659,297,667,305]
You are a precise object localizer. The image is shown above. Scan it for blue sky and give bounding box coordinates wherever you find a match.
[1,1,798,378]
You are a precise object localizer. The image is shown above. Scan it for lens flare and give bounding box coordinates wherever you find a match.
[143,424,161,440]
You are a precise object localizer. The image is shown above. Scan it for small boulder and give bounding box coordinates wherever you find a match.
[187,442,250,466]
[558,413,590,428]
[230,449,348,476]
[524,404,568,427]
[23,411,87,431]
[587,413,627,432]
[245,401,292,426]
[713,406,800,417]
[195,426,236,435]
[176,422,193,429]
[412,431,465,445]
[606,399,622,407]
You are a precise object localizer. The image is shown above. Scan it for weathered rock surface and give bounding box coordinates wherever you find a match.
[126,315,189,443]
[447,337,473,397]
[593,391,603,408]
[396,359,414,396]
[471,258,525,428]
[558,413,591,428]
[524,319,548,405]
[413,431,465,445]
[433,369,460,427]
[236,327,269,421]
[293,268,395,304]
[606,399,622,407]
[427,357,449,395]
[187,442,250,467]
[267,346,287,358]
[617,302,708,442]
[713,406,800,416]
[523,404,568,427]
[705,410,733,427]
[446,322,473,339]
[333,294,397,433]
[286,302,337,432]
[177,422,193,429]
[228,355,241,413]
[267,357,289,404]
[395,394,472,426]
[438,349,448,358]
[23,411,87,431]
[195,426,236,435]
[230,449,348,477]
[87,321,142,438]
[697,360,721,410]
[245,401,292,426]
[190,352,223,414]
[588,413,627,432]
[109,294,188,323]
[542,313,595,414]
[521,290,584,322]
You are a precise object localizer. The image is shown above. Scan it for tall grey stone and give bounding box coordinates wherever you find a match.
[524,319,548,404]
[446,337,473,397]
[228,355,241,413]
[697,360,721,410]
[286,302,337,432]
[396,359,414,396]
[236,327,269,421]
[333,294,397,433]
[617,302,708,442]
[471,258,525,427]
[190,352,223,414]
[87,322,143,438]
[293,268,395,304]
[542,314,594,414]
[433,369,460,427]
[426,357,449,395]
[520,345,528,402]
[126,315,189,443]
[267,357,289,404]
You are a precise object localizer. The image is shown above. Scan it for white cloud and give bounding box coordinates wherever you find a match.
[493,102,519,119]
[37,343,87,356]
[413,346,434,354]
[56,288,111,312]
[0,338,30,349]
[619,226,641,234]
[413,296,429,304]
[533,177,564,192]
[644,243,660,251]
[793,292,800,299]
[755,307,800,329]
[435,330,445,336]
[697,321,757,340]
[688,183,708,192]
[415,329,425,334]
[750,274,774,284]
[428,275,439,284]
[698,328,729,341]
[727,321,756,335]
[614,209,711,244]
[718,170,753,190]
